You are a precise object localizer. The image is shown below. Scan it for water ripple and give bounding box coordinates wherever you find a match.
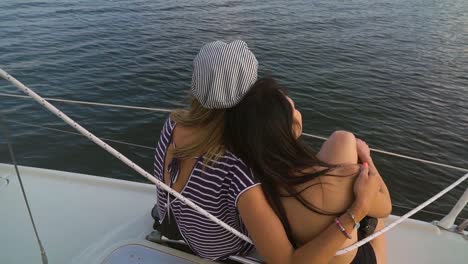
[1,0,467,220]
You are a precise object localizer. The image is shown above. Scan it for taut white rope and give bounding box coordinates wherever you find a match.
[0,92,172,112]
[336,172,468,255]
[8,120,155,150]
[301,132,468,173]
[0,68,253,244]
[2,92,467,173]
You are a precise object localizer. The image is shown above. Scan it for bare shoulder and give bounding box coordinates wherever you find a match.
[172,125,200,147]
[292,163,358,215]
[295,182,353,214]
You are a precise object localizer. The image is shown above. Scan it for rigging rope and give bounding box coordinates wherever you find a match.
[336,172,468,255]
[1,92,466,173]
[8,120,462,220]
[0,114,48,264]
[0,92,172,112]
[6,120,466,222]
[1,68,467,255]
[8,120,155,150]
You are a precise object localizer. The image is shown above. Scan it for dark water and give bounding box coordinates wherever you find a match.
[1,0,467,221]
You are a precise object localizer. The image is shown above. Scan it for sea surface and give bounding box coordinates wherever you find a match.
[1,0,467,221]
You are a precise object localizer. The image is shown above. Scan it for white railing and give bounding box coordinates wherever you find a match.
[437,188,468,230]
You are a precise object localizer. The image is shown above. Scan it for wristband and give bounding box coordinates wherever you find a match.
[334,217,352,239]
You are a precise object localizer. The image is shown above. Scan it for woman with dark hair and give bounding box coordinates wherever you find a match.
[225,77,392,263]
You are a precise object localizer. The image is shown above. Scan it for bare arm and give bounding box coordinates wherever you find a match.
[238,165,378,264]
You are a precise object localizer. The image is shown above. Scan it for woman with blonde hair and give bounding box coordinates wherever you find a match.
[153,40,383,263]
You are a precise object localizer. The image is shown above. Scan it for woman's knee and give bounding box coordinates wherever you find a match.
[330,130,356,144]
[317,130,357,164]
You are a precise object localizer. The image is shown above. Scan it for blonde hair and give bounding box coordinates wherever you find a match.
[170,97,225,165]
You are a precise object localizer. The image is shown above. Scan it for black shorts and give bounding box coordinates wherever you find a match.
[350,226,377,264]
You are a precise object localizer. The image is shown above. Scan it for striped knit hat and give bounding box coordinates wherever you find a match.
[191,40,258,109]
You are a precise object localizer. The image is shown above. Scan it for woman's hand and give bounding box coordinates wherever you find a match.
[354,158,392,218]
[356,138,371,162]
[351,163,380,219]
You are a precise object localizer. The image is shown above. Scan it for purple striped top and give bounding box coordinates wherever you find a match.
[154,117,260,260]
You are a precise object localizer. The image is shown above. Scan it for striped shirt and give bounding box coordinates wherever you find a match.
[154,117,260,260]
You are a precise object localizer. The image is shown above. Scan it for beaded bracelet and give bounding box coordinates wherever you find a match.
[334,217,352,239]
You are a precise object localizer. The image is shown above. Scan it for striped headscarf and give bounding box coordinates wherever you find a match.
[191,40,258,109]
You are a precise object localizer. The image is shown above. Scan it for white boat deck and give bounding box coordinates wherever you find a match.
[1,163,466,263]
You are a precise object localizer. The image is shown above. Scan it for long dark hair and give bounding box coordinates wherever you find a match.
[224,77,337,247]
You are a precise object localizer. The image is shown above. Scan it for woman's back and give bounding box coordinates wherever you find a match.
[282,170,358,263]
[154,117,259,260]
[280,130,359,263]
